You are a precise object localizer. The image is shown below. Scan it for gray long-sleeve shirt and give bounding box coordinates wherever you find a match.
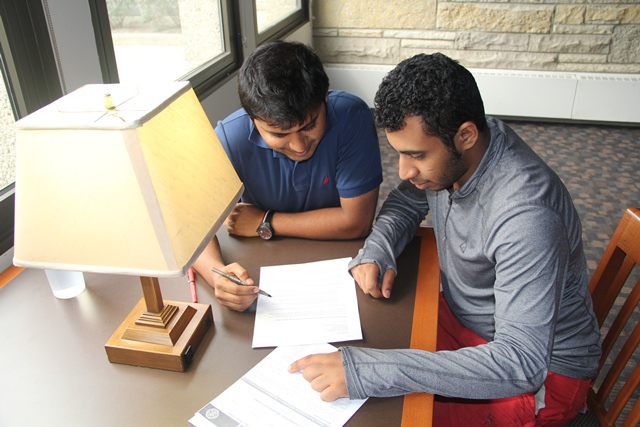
[343,117,601,400]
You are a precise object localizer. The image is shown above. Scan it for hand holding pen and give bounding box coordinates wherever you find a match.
[211,266,272,298]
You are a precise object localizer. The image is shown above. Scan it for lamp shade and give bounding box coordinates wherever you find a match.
[14,82,243,277]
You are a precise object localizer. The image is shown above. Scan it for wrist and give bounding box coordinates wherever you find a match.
[256,210,276,240]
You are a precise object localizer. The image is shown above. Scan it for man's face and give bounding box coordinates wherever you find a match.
[253,103,327,162]
[387,115,471,191]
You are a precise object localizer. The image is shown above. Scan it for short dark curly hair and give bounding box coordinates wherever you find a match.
[374,53,486,154]
[238,41,329,130]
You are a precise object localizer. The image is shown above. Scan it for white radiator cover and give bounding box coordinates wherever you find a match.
[325,64,640,124]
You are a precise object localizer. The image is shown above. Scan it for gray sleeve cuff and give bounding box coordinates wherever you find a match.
[340,347,369,400]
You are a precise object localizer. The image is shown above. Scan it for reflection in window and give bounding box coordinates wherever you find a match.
[256,0,300,34]
[0,64,16,191]
[105,0,224,83]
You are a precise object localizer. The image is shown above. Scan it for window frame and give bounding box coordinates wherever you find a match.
[0,0,63,261]
[255,0,310,46]
[89,0,245,101]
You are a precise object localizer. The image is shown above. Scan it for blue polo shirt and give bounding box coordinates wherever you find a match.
[215,90,382,213]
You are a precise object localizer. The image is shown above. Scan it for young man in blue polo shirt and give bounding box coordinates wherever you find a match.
[193,41,383,312]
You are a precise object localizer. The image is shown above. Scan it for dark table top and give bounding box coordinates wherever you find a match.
[0,228,424,427]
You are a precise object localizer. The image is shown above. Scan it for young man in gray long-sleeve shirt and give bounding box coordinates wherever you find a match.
[289,53,602,426]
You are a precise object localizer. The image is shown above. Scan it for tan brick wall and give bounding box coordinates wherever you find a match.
[312,0,640,73]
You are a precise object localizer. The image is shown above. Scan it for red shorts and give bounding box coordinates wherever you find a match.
[433,293,591,427]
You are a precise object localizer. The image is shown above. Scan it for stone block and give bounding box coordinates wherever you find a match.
[621,6,640,24]
[313,28,338,37]
[609,25,640,63]
[437,4,554,33]
[313,0,437,29]
[383,29,456,41]
[401,39,455,50]
[558,53,607,63]
[339,29,384,38]
[529,34,611,54]
[586,6,624,24]
[314,37,401,65]
[400,48,559,70]
[555,5,585,25]
[553,25,614,35]
[455,32,529,51]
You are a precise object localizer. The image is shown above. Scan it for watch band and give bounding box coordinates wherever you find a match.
[264,210,275,226]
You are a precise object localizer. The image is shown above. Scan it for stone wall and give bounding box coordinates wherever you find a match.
[312,0,640,73]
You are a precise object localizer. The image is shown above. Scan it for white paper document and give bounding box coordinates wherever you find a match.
[252,257,363,348]
[189,344,367,427]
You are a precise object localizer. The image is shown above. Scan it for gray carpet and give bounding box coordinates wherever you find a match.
[375,118,640,426]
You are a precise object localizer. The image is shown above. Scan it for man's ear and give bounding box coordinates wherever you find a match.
[457,121,479,151]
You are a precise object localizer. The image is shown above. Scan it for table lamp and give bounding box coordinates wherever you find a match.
[13,82,243,372]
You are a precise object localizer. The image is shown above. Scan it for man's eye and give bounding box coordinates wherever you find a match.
[409,153,424,160]
[302,121,317,132]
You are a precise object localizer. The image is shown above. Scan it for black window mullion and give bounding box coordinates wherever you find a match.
[0,0,62,114]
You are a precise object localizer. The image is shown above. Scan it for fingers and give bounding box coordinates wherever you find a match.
[288,352,348,402]
[211,263,257,311]
[351,263,383,298]
[381,268,396,299]
[227,204,264,237]
[351,263,395,299]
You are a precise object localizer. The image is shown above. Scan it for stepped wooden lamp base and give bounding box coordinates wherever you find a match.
[105,276,213,372]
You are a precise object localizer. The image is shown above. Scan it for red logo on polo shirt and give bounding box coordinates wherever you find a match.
[322,174,329,185]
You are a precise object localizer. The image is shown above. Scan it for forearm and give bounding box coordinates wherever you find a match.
[340,345,546,400]
[349,182,428,277]
[271,207,371,240]
[192,236,225,287]
[270,188,379,240]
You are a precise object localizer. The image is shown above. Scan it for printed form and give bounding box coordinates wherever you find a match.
[189,344,367,427]
[252,257,363,348]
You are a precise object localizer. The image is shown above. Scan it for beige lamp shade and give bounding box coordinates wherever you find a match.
[14,82,243,277]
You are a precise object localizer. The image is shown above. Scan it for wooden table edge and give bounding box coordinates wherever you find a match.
[401,227,440,427]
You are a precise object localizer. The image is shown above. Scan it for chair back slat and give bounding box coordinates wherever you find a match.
[586,207,640,427]
[620,397,640,427]
[599,275,640,371]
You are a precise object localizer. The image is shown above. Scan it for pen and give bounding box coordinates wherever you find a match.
[188,267,198,303]
[210,266,272,297]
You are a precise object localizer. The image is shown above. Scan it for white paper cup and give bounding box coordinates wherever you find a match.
[44,270,86,299]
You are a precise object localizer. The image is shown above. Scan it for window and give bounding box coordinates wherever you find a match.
[95,0,242,99]
[255,0,308,45]
[93,0,309,100]
[0,66,16,192]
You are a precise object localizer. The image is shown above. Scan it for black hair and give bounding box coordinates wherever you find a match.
[374,53,486,154]
[238,41,329,130]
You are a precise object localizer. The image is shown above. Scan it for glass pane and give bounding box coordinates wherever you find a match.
[105,0,225,84]
[0,63,17,191]
[255,0,300,34]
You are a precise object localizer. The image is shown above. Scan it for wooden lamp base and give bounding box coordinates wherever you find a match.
[105,276,213,372]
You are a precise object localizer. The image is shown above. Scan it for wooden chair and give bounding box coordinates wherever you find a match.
[579,207,640,427]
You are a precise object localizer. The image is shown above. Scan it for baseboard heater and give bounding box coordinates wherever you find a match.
[325,64,640,125]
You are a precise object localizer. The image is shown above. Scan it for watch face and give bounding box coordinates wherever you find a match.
[257,224,273,240]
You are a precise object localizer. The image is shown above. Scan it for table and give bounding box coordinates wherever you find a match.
[0,227,438,427]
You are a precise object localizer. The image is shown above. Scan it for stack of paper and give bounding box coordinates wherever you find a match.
[252,257,363,348]
[189,344,367,427]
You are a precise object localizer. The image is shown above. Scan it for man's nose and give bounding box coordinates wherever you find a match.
[398,156,418,181]
[289,132,306,152]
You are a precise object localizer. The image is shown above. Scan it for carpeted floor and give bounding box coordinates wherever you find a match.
[376,119,640,276]
[375,118,640,424]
